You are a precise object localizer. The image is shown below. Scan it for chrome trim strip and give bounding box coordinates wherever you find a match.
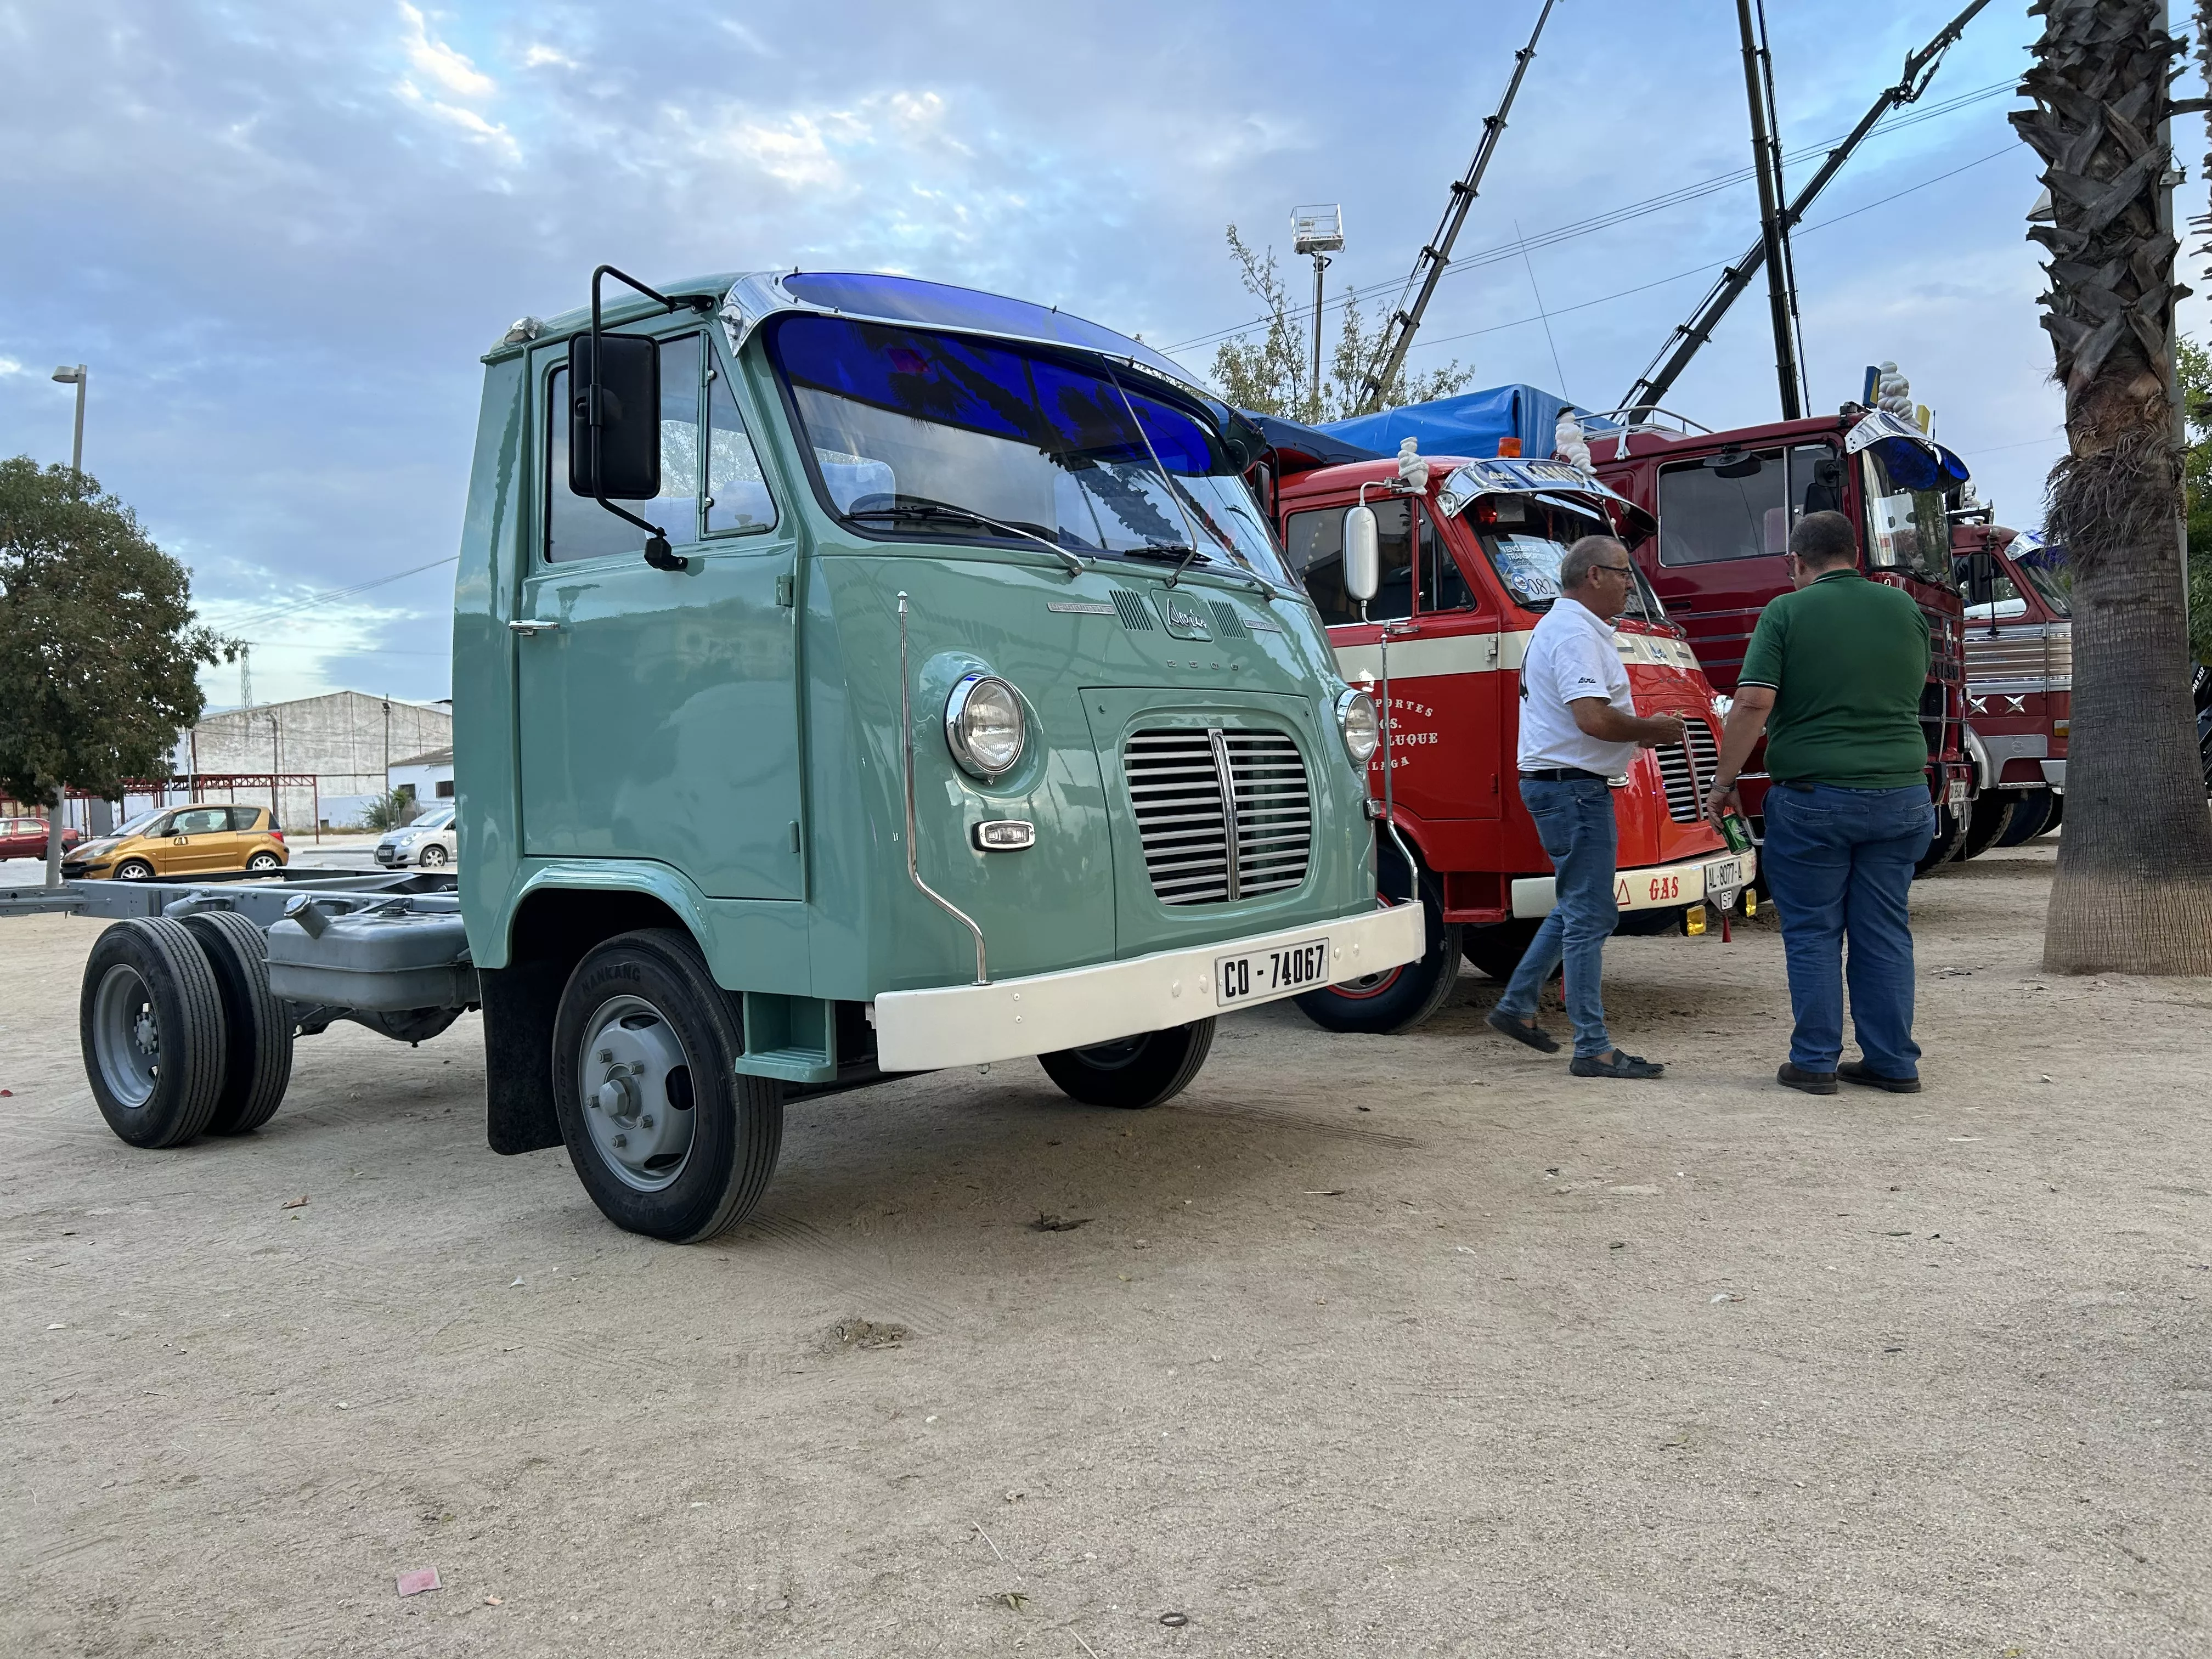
[899,594,988,984]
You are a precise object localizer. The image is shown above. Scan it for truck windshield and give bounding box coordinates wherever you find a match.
[1861,445,1957,588]
[769,315,1293,587]
[1471,495,1661,622]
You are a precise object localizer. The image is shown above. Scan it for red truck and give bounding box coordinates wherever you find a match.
[1584,405,1979,868]
[1951,520,2069,847]
[1254,439,1750,1034]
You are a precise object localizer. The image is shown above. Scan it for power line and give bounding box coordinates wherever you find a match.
[1166,75,2019,358]
[216,554,459,633]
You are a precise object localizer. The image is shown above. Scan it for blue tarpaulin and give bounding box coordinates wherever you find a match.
[1319,384,1596,461]
[1238,411,1384,472]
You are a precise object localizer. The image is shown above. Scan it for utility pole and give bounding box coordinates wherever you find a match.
[1293,205,1344,419]
[50,365,86,475]
[1735,0,1802,420]
[1620,0,1988,420]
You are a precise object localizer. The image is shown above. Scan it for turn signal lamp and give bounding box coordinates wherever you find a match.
[1497,437,1522,458]
[1744,888,1758,917]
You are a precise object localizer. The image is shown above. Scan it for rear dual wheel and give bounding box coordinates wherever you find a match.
[80,915,297,1148]
[1957,790,2016,861]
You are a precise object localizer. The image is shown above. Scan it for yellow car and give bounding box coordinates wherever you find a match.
[63,803,291,881]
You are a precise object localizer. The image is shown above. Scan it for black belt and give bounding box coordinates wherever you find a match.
[1519,767,1611,783]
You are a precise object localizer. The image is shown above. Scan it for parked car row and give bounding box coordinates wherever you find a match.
[61,804,289,880]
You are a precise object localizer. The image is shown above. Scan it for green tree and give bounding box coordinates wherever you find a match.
[0,459,224,886]
[2012,0,2212,974]
[2177,332,2212,661]
[1210,226,1472,423]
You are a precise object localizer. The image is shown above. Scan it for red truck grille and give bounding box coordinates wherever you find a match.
[1652,720,1722,822]
[1122,729,1312,905]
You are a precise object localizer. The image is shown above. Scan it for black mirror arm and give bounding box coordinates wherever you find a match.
[586,264,707,572]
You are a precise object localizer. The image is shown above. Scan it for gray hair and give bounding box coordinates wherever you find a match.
[1560,535,1626,590]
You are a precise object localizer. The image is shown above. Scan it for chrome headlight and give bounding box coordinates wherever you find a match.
[945,673,1025,779]
[1336,687,1379,765]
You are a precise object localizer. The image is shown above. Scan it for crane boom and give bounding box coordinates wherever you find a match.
[1618,0,1989,422]
[1355,0,1560,415]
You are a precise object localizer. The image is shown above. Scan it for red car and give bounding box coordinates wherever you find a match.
[1,816,84,859]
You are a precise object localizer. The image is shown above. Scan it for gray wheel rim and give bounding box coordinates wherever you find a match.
[248,853,279,870]
[419,844,447,866]
[578,995,697,1192]
[93,964,160,1109]
[116,863,150,881]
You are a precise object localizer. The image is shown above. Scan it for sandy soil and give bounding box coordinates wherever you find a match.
[3,841,2208,1658]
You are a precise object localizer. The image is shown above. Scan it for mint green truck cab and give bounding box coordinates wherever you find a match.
[456,269,1420,1240]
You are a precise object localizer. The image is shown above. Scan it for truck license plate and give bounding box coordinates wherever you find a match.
[1216,938,1330,1005]
[1948,779,1969,813]
[1703,856,1743,894]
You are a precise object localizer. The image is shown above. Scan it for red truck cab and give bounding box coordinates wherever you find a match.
[1952,521,2069,846]
[1590,407,1977,866]
[1270,452,1750,1034]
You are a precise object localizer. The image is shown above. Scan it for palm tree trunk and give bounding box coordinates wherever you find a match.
[2014,0,2212,974]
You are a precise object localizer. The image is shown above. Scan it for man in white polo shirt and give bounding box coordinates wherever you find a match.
[1486,535,1685,1077]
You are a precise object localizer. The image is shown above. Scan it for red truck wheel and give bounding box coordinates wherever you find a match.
[1957,791,2016,861]
[1294,894,1463,1035]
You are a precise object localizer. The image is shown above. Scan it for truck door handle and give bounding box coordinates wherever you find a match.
[509,619,560,636]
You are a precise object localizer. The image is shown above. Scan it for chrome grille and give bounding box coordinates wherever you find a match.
[1653,720,1722,822]
[1123,728,1312,905]
[1965,622,2070,692]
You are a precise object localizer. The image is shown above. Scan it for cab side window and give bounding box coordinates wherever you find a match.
[545,334,705,562]
[1287,499,1468,625]
[173,808,228,836]
[1658,443,1844,566]
[706,362,778,537]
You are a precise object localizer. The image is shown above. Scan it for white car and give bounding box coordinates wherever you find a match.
[374,804,458,868]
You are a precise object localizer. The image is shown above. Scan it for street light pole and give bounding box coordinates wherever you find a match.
[50,365,86,476]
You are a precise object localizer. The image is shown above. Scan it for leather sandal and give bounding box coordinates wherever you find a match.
[1486,1008,1560,1054]
[1569,1050,1663,1079]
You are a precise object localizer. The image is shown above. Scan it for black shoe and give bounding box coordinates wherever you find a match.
[1777,1063,1838,1096]
[1486,1008,1560,1053]
[1570,1050,1663,1079]
[1839,1060,1921,1093]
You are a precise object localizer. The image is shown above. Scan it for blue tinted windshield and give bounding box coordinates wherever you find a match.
[770,315,1292,585]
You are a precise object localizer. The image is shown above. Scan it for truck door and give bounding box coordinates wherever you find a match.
[1645,443,1836,691]
[514,330,805,901]
[1289,496,1503,821]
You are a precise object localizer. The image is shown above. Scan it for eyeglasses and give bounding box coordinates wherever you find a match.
[1593,563,1635,576]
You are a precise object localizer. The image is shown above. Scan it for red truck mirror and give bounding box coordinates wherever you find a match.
[1344,505,1380,607]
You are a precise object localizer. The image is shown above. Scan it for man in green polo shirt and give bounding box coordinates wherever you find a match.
[1705,510,1936,1096]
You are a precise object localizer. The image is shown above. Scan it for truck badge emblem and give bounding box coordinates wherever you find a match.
[1156,596,1213,640]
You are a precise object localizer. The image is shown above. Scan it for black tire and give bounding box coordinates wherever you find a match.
[245,850,282,872]
[1295,894,1463,1033]
[1462,917,1542,981]
[418,843,449,868]
[2041,792,2064,835]
[79,917,228,1148]
[1040,1018,1215,1109]
[1915,800,1969,875]
[179,910,294,1135]
[1995,788,2054,848]
[1957,789,2016,861]
[114,859,155,881]
[551,929,783,1243]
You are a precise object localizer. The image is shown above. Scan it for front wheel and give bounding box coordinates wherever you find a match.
[417,843,449,868]
[1995,788,2055,847]
[1295,895,1463,1034]
[551,929,784,1242]
[114,859,155,881]
[1915,800,1970,875]
[1462,918,1541,982]
[1040,1018,1215,1109]
[1957,789,2016,861]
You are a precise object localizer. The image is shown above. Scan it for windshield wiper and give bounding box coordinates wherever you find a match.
[845,498,1085,577]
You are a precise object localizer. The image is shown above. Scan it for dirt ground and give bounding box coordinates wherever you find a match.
[4,840,2209,1658]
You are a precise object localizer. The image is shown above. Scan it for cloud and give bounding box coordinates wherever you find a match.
[0,357,23,377]
[397,3,493,100]
[520,44,576,71]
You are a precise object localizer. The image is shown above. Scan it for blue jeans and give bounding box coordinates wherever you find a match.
[1498,775,1619,1058]
[1760,783,1935,1077]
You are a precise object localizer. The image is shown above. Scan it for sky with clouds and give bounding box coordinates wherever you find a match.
[3,0,2203,708]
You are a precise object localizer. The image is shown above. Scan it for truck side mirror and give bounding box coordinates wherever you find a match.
[1966,546,1997,618]
[1344,505,1380,603]
[567,332,661,500]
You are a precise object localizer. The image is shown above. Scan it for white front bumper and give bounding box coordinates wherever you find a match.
[1510,849,1757,921]
[871,902,1426,1073]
